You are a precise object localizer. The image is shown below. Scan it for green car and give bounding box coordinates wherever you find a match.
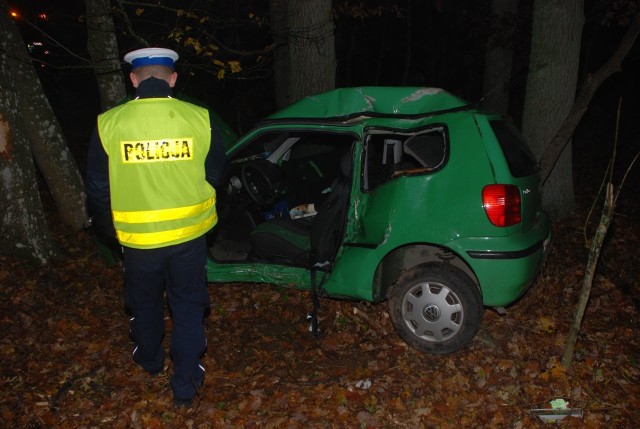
[207,87,551,354]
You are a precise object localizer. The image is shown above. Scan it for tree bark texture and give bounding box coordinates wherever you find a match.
[85,0,127,112]
[287,0,336,104]
[3,12,88,231]
[0,114,56,264]
[270,0,291,109]
[521,0,584,220]
[481,0,517,115]
[0,15,57,263]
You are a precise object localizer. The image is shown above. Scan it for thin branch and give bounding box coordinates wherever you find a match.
[609,98,621,184]
[583,160,610,247]
[203,29,278,57]
[114,0,149,48]
[8,13,91,65]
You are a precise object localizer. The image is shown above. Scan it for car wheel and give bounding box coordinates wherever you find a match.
[388,263,483,354]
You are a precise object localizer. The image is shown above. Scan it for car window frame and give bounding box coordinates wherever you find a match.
[362,124,449,192]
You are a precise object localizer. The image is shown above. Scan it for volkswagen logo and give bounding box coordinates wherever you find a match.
[423,304,440,321]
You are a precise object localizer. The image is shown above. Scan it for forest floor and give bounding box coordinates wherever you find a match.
[1,173,639,428]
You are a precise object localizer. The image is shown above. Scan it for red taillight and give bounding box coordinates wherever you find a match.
[482,184,521,227]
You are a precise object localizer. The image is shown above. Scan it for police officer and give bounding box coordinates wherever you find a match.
[85,47,226,407]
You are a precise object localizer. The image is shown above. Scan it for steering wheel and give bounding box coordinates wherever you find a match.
[240,160,286,207]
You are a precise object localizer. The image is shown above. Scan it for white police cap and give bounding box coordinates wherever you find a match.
[124,47,179,70]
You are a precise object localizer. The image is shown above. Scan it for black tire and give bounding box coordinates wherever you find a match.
[388,263,483,354]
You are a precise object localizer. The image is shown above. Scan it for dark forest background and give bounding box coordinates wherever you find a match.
[9,0,640,173]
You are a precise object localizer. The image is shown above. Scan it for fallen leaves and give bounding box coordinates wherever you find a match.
[1,196,640,428]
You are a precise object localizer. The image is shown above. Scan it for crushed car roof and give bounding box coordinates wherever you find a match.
[267,87,472,121]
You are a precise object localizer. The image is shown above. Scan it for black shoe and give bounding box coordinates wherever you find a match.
[173,375,203,408]
[173,396,194,408]
[134,355,165,377]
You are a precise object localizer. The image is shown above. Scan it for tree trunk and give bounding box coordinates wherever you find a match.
[482,0,517,115]
[270,0,291,109]
[3,12,88,231]
[521,0,584,220]
[85,0,127,111]
[287,0,336,103]
[0,115,57,264]
[539,11,640,182]
[0,15,57,263]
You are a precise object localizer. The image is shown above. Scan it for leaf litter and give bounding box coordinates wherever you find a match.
[0,191,639,428]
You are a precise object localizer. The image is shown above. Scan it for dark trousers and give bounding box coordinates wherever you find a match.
[123,235,210,400]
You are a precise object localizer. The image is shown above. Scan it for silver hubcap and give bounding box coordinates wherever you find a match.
[401,281,463,342]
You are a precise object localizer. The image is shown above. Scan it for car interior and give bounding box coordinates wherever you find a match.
[208,127,448,268]
[208,130,356,268]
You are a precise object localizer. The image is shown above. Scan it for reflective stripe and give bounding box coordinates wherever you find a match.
[113,197,215,224]
[117,213,217,246]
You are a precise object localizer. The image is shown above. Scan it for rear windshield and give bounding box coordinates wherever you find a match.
[489,120,539,177]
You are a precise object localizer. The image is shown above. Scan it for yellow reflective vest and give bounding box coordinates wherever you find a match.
[98,97,217,249]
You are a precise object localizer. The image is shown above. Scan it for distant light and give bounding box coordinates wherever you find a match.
[33,41,43,46]
[38,13,48,20]
[10,10,20,18]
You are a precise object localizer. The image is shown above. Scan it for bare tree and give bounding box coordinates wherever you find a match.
[0,11,58,263]
[1,9,88,233]
[521,0,584,220]
[539,11,640,182]
[522,2,640,220]
[562,98,640,367]
[85,0,127,111]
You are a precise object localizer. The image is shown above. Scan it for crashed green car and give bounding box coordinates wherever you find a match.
[207,87,551,354]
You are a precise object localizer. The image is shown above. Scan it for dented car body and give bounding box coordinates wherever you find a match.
[206,87,551,354]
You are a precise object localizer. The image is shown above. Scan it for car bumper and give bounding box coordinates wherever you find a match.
[447,227,551,307]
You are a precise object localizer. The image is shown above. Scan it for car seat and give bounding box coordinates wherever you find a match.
[249,149,352,267]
